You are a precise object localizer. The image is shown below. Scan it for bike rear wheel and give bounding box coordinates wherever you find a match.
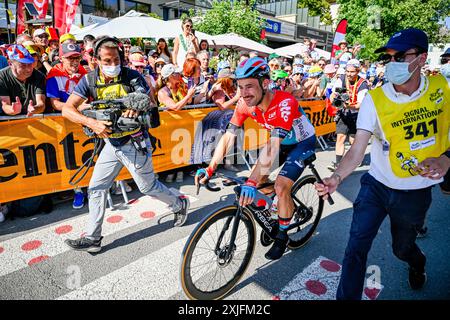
[287,175,324,249]
[180,205,256,300]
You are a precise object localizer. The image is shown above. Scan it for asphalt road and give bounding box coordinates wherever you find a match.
[1,143,449,300]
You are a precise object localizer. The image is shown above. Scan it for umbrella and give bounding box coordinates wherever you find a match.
[74,16,213,41]
[275,42,331,60]
[209,33,275,56]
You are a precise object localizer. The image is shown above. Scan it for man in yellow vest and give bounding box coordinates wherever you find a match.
[316,28,450,299]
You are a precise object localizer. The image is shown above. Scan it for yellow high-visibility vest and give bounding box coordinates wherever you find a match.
[369,75,450,178]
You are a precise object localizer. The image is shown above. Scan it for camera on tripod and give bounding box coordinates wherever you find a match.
[332,87,351,108]
[81,92,157,137]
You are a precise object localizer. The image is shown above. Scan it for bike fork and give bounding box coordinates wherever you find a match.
[221,206,243,261]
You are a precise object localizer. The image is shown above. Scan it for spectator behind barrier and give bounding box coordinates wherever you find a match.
[0,45,46,116]
[183,58,211,105]
[157,38,172,63]
[157,63,194,110]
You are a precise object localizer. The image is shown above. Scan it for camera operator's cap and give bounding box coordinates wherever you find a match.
[323,64,337,74]
[346,59,361,69]
[161,63,178,79]
[60,43,81,58]
[218,68,235,79]
[375,28,428,53]
[130,46,144,54]
[7,44,35,64]
[33,28,47,37]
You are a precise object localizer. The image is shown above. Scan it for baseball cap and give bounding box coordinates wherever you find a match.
[60,43,82,58]
[346,59,361,69]
[323,64,337,74]
[33,29,47,37]
[292,66,304,75]
[293,57,304,66]
[218,68,235,79]
[338,39,348,46]
[148,49,158,57]
[130,46,143,54]
[217,60,230,72]
[7,44,35,64]
[308,65,323,77]
[59,33,76,44]
[441,47,450,58]
[155,57,166,65]
[375,28,428,53]
[268,53,281,60]
[161,64,179,79]
[129,53,146,67]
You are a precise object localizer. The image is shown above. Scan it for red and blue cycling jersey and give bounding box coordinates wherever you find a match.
[229,90,315,145]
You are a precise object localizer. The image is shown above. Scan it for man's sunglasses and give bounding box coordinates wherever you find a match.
[378,51,420,64]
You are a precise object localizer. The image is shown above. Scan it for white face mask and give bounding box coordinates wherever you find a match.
[385,55,420,85]
[102,64,121,77]
[441,63,450,78]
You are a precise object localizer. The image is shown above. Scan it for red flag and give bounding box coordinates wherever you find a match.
[16,0,49,35]
[54,0,80,35]
[331,19,348,62]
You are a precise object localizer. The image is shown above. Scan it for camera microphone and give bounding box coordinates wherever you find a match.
[123,92,152,112]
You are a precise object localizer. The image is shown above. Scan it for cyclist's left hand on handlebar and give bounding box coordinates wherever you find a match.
[194,167,214,186]
[239,179,257,207]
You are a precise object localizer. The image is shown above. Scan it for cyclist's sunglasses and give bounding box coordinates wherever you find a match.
[378,51,420,64]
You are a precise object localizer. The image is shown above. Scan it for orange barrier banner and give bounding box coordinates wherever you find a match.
[0,101,333,203]
[0,108,268,203]
[299,100,336,136]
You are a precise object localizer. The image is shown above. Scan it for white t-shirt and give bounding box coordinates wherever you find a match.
[357,75,450,190]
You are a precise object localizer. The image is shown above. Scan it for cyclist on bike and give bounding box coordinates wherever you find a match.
[195,57,317,260]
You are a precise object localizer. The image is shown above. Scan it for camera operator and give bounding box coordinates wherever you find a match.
[328,59,369,171]
[62,37,190,253]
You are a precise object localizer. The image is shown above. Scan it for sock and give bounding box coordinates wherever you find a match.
[278,216,292,231]
[336,155,343,164]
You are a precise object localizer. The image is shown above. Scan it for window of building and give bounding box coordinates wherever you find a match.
[124,0,151,13]
[81,0,119,18]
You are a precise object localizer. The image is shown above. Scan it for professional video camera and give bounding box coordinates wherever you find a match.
[332,87,351,108]
[81,92,157,137]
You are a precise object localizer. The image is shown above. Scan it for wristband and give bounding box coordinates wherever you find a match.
[205,167,214,177]
[245,179,257,187]
[333,172,342,185]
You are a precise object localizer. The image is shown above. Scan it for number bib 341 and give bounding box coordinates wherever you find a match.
[370,75,450,178]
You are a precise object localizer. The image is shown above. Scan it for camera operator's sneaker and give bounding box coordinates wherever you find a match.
[65,237,103,253]
[408,267,427,290]
[72,191,85,209]
[174,196,190,227]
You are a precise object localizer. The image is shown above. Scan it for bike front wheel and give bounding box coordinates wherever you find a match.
[180,205,256,300]
[288,175,324,249]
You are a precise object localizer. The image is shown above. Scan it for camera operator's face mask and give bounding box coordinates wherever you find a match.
[385,55,420,85]
[101,64,121,78]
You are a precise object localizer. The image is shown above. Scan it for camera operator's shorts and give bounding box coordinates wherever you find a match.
[276,136,317,182]
[336,113,357,136]
[440,170,450,195]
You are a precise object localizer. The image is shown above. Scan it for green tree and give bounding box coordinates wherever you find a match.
[194,0,265,42]
[337,0,450,60]
[298,0,333,25]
